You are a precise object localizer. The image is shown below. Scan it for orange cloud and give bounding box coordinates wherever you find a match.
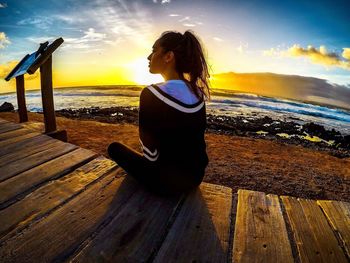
[264,44,350,70]
[342,48,350,60]
[0,61,40,80]
[0,61,18,78]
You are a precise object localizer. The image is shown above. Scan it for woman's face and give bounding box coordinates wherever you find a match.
[147,40,167,74]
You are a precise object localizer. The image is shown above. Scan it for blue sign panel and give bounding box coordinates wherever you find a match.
[11,52,38,79]
[4,41,49,81]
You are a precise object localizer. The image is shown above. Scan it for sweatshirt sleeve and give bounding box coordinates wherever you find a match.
[139,87,160,161]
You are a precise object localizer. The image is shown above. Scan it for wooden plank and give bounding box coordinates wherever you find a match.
[15,75,28,123]
[281,196,348,263]
[0,131,41,149]
[70,184,185,263]
[153,183,232,263]
[0,122,23,134]
[0,133,51,157]
[0,156,118,242]
[0,172,138,262]
[0,148,97,207]
[318,200,350,258]
[232,190,293,263]
[0,142,78,182]
[0,137,61,167]
[0,127,35,141]
[0,118,10,124]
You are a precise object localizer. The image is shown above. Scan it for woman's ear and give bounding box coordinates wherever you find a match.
[164,51,175,63]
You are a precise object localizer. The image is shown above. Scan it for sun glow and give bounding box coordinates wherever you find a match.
[128,58,163,85]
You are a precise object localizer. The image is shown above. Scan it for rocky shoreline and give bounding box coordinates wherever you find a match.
[54,106,350,158]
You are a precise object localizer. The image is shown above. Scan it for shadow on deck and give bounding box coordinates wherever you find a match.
[0,117,349,262]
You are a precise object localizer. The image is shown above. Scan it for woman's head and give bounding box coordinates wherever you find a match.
[147,30,211,100]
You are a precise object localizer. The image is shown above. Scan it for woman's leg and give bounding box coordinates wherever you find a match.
[107,142,166,194]
[107,142,203,196]
[107,142,147,175]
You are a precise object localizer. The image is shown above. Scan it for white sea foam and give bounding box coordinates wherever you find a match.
[1,86,349,135]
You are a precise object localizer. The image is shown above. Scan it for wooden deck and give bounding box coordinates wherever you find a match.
[0,117,349,262]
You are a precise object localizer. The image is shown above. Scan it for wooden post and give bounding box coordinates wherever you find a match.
[15,75,28,123]
[40,55,56,133]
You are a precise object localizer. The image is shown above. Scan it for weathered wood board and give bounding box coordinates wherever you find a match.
[0,148,97,207]
[0,127,34,141]
[0,118,9,124]
[233,189,294,263]
[0,157,118,243]
[0,132,41,149]
[0,142,78,182]
[0,122,23,134]
[153,183,232,263]
[0,134,52,157]
[318,200,350,259]
[0,138,61,167]
[0,174,139,262]
[71,182,185,262]
[281,196,348,263]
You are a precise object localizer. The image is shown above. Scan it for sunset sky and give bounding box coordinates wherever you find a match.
[0,0,349,95]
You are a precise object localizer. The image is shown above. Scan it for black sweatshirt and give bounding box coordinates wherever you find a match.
[138,82,209,171]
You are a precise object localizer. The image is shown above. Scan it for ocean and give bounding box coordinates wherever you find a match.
[1,86,349,135]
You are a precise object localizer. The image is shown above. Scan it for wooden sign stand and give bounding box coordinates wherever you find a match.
[5,38,67,142]
[15,75,28,123]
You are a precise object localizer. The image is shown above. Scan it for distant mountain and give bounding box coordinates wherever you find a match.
[211,72,350,110]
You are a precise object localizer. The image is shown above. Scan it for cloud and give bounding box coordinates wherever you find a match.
[52,14,86,24]
[0,3,7,8]
[61,28,106,50]
[26,36,56,44]
[236,45,243,53]
[176,16,202,27]
[17,16,53,30]
[27,28,106,51]
[263,48,280,56]
[178,16,190,22]
[82,28,106,41]
[0,61,40,80]
[0,61,17,78]
[213,37,223,42]
[212,72,350,110]
[342,48,350,60]
[17,0,155,53]
[264,44,350,70]
[0,32,11,49]
[153,0,171,3]
[169,14,179,17]
[183,23,196,27]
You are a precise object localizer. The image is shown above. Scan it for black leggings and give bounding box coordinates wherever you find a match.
[107,142,203,196]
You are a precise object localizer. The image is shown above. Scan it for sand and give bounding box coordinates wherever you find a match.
[1,111,349,202]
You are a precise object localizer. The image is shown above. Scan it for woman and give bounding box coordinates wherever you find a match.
[107,30,210,196]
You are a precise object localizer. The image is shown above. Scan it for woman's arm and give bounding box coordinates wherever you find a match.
[139,87,161,161]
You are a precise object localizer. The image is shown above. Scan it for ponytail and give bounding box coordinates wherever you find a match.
[157,30,211,101]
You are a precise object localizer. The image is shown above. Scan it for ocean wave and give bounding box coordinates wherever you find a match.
[52,92,138,97]
[217,100,350,122]
[1,88,349,133]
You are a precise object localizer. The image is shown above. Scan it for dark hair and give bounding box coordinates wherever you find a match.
[157,30,211,100]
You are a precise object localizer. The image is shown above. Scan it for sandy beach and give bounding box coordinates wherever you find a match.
[1,111,349,202]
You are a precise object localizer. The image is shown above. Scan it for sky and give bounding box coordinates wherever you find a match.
[0,0,350,95]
